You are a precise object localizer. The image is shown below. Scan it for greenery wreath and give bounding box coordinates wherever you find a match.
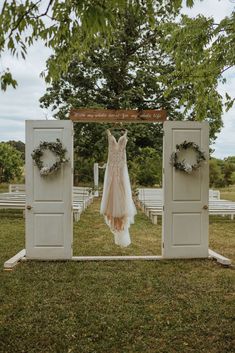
[170,140,206,174]
[31,138,69,176]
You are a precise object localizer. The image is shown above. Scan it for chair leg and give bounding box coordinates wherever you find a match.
[152,215,158,224]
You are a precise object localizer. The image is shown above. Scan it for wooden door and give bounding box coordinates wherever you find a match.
[162,121,209,258]
[25,120,73,259]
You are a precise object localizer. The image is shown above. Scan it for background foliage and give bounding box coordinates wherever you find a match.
[39,3,230,185]
[0,1,234,186]
[0,0,234,119]
[209,156,235,188]
[0,142,24,183]
[1,139,234,188]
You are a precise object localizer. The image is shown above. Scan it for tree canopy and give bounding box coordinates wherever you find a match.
[40,3,224,136]
[39,3,226,186]
[0,142,24,183]
[39,4,182,185]
[0,0,176,89]
[209,157,235,187]
[7,140,25,160]
[160,12,235,119]
[0,0,234,118]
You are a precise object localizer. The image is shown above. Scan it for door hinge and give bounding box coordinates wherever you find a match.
[162,242,164,248]
[163,205,164,211]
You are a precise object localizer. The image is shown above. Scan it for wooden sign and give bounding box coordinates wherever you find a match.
[69,108,167,123]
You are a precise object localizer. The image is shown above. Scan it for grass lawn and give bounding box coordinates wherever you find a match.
[0,183,8,193]
[0,198,235,353]
[220,185,235,202]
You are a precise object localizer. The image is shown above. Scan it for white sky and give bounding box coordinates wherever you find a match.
[0,0,234,159]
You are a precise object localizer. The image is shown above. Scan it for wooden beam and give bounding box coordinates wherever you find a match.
[4,249,26,269]
[69,108,167,123]
[72,255,163,261]
[208,249,231,266]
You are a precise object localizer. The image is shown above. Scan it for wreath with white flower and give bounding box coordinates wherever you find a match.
[31,139,69,176]
[170,140,206,174]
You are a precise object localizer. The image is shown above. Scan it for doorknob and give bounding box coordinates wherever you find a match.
[203,205,208,210]
[26,205,32,210]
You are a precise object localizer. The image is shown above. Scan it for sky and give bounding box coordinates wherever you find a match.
[0,0,234,159]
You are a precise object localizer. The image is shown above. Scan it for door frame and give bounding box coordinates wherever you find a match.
[4,117,232,268]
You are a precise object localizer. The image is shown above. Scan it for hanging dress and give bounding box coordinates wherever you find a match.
[100,129,137,247]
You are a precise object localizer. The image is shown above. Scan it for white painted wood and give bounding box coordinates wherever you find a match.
[93,163,99,196]
[9,184,26,192]
[209,189,220,200]
[25,120,73,259]
[0,189,93,221]
[208,249,231,266]
[7,252,231,266]
[72,255,163,261]
[163,121,209,258]
[4,249,26,269]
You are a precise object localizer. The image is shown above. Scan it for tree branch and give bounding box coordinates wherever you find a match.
[7,0,42,40]
[220,65,233,75]
[28,0,54,20]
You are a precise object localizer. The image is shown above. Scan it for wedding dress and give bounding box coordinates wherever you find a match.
[100,129,137,247]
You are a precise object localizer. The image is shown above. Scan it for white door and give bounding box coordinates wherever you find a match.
[25,120,73,259]
[162,121,209,258]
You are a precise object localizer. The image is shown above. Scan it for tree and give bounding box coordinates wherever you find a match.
[39,4,227,184]
[159,12,235,122]
[1,0,234,122]
[209,158,222,187]
[0,143,24,183]
[39,4,184,183]
[209,157,235,188]
[222,161,235,187]
[0,0,178,89]
[129,147,162,186]
[7,140,25,160]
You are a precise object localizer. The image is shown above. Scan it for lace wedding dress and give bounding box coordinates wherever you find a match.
[100,129,137,247]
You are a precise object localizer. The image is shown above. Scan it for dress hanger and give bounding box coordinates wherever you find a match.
[109,122,127,134]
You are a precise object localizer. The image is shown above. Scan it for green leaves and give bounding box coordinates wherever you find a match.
[0,0,233,144]
[0,0,206,89]
[157,11,235,128]
[0,70,18,91]
[210,157,235,187]
[225,93,235,112]
[0,143,23,183]
[40,4,186,122]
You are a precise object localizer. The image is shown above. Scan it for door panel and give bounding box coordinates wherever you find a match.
[34,214,64,247]
[162,121,209,258]
[25,120,73,259]
[172,213,201,246]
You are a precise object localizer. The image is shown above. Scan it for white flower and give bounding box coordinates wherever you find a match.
[40,166,50,175]
[184,163,192,174]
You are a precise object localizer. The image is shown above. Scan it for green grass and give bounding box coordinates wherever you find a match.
[0,183,8,193]
[74,199,161,256]
[219,185,235,202]
[0,197,235,353]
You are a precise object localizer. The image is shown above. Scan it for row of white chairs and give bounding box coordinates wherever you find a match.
[137,188,235,224]
[138,188,221,201]
[0,185,94,222]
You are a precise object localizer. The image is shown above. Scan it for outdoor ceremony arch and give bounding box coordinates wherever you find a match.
[4,109,231,268]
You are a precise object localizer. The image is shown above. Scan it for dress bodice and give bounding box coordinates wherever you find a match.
[107,130,127,167]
